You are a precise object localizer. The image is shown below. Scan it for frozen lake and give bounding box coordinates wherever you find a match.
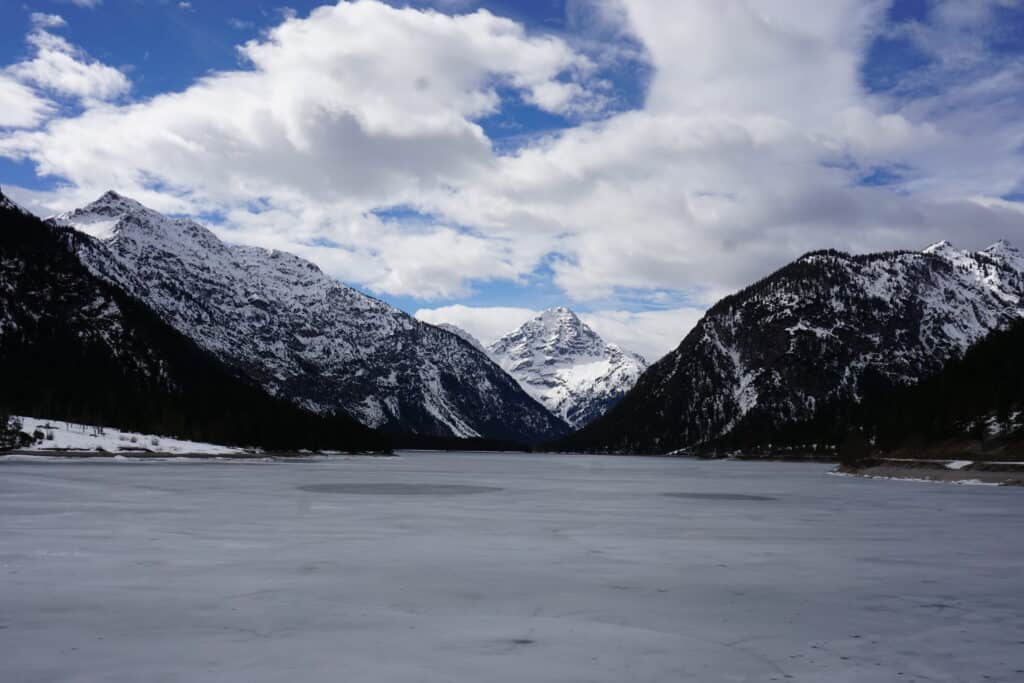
[2,452,1022,682]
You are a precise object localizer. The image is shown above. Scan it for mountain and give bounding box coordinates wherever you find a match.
[52,192,567,443]
[556,242,1024,454]
[0,188,387,452]
[487,307,647,428]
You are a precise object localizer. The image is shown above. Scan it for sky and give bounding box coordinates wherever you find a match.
[1,0,1023,361]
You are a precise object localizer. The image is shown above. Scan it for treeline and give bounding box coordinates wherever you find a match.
[867,318,1024,450]
[703,320,1024,457]
[561,319,1024,458]
[0,198,389,453]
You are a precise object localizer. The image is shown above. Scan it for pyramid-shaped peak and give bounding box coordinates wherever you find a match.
[923,239,956,254]
[984,239,1019,255]
[52,190,226,252]
[540,306,581,322]
[533,308,594,340]
[486,305,647,427]
[87,190,147,212]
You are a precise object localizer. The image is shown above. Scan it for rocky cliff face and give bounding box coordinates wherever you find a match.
[487,307,647,428]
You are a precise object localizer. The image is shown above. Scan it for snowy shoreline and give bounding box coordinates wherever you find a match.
[0,451,394,464]
[833,460,1024,486]
[2,417,391,460]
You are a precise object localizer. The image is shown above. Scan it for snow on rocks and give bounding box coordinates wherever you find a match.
[487,307,647,428]
[565,241,1024,453]
[50,192,567,443]
[945,460,973,470]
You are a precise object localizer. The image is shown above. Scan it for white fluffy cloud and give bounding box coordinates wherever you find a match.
[415,305,539,344]
[424,0,1024,299]
[0,76,54,129]
[415,303,702,360]
[1,0,1023,317]
[6,25,129,103]
[0,1,594,297]
[577,308,705,361]
[30,13,67,28]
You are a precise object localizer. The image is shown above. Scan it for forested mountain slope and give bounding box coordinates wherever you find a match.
[52,192,567,443]
[0,189,388,452]
[556,242,1024,454]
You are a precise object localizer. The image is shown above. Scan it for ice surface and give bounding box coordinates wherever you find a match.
[1,452,1022,682]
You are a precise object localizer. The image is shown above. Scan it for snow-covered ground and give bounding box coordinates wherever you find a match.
[11,416,247,455]
[1,453,1022,682]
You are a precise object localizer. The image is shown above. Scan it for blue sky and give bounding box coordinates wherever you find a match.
[1,1,1023,359]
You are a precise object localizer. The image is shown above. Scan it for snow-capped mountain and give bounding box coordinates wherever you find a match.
[560,242,1024,454]
[51,192,567,443]
[487,307,647,428]
[1,189,385,452]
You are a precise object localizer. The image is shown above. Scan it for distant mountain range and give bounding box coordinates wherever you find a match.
[557,241,1024,454]
[51,191,567,444]
[6,184,1022,457]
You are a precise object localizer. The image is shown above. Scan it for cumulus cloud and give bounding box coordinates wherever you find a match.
[30,13,67,28]
[1,0,1022,315]
[415,305,540,344]
[577,308,705,361]
[422,0,1024,298]
[61,0,102,6]
[6,24,129,103]
[0,1,594,296]
[0,76,54,128]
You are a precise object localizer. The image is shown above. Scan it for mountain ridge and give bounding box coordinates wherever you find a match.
[0,189,387,452]
[556,240,1024,454]
[50,191,568,444]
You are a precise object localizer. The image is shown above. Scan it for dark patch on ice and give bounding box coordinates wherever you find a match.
[510,639,535,646]
[297,483,502,496]
[663,492,777,501]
